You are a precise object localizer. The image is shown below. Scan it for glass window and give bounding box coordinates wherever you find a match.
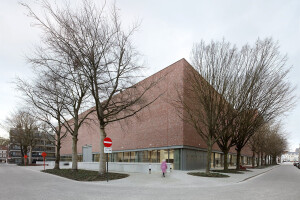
[138,151,149,163]
[149,150,157,163]
[159,150,168,163]
[214,153,222,168]
[111,153,117,162]
[168,149,174,164]
[124,152,130,162]
[116,152,123,162]
[211,153,215,168]
[77,155,83,162]
[173,149,181,170]
[232,155,237,166]
[93,154,99,162]
[130,152,138,162]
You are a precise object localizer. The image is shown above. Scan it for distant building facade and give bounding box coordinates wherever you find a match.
[60,59,254,170]
[282,147,300,162]
[9,129,56,164]
[0,146,8,163]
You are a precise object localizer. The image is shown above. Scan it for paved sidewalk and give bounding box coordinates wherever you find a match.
[24,164,279,188]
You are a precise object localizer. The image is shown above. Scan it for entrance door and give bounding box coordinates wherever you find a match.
[82,145,92,162]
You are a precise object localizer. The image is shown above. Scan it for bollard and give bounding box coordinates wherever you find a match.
[149,164,151,174]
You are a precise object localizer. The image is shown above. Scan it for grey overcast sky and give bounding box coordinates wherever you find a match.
[0,0,299,151]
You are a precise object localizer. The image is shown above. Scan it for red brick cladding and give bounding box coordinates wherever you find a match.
[60,58,252,157]
[180,61,252,156]
[61,59,187,154]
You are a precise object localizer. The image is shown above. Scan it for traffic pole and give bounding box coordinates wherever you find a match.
[43,157,45,171]
[106,153,108,182]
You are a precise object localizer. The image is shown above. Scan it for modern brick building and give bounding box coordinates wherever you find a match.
[60,58,254,170]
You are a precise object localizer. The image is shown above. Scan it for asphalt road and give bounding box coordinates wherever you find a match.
[0,163,299,200]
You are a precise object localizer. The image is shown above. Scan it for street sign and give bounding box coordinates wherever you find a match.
[103,137,112,182]
[103,137,112,147]
[41,152,47,157]
[41,152,47,171]
[24,155,28,159]
[104,147,112,153]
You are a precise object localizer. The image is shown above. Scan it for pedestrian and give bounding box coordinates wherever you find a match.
[161,160,167,177]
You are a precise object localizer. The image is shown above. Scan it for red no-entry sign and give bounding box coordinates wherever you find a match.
[41,152,47,158]
[24,155,28,159]
[103,137,112,147]
[41,152,47,170]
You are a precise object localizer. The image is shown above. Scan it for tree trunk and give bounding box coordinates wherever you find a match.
[272,155,277,165]
[252,151,255,168]
[261,152,264,166]
[223,150,229,172]
[206,141,212,174]
[72,135,78,170]
[257,152,260,167]
[236,149,241,170]
[99,125,106,175]
[54,141,61,170]
[22,146,28,165]
[29,146,32,164]
[264,155,267,166]
[20,146,24,165]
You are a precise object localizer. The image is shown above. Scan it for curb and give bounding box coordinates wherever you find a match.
[239,165,279,183]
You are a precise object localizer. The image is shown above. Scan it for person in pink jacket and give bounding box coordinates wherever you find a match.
[161,160,167,177]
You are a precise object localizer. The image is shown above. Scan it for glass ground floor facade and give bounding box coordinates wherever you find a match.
[211,152,253,168]
[61,146,253,170]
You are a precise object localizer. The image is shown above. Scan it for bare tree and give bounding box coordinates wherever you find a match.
[4,110,39,164]
[177,38,295,173]
[16,74,68,169]
[248,123,267,167]
[176,40,242,173]
[57,68,94,171]
[21,0,162,174]
[262,123,287,165]
[232,38,295,169]
[0,137,9,146]
[21,47,94,171]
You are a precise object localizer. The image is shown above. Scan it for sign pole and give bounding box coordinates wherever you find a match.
[107,153,108,182]
[24,155,28,166]
[103,137,112,183]
[41,152,47,171]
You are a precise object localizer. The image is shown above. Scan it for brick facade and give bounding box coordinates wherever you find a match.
[60,58,253,167]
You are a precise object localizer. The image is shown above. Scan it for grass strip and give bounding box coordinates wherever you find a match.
[43,169,129,181]
[188,172,229,178]
[211,169,244,174]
